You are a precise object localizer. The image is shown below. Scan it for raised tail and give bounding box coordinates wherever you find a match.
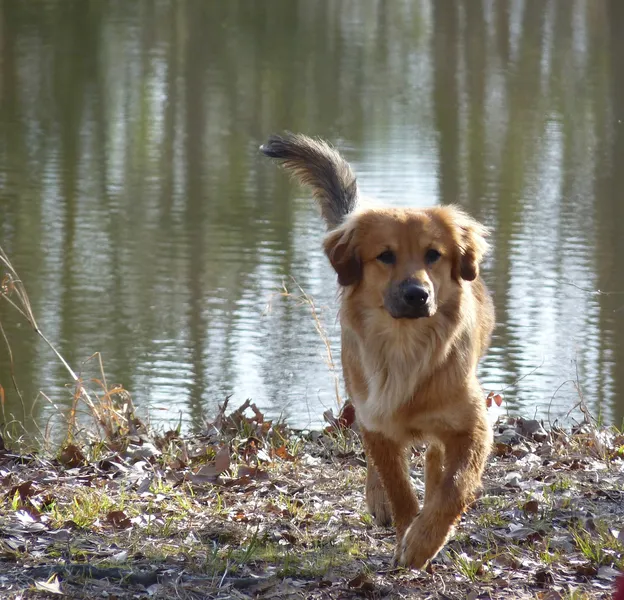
[260,133,358,230]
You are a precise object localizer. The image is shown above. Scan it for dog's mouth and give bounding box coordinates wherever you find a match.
[385,303,435,320]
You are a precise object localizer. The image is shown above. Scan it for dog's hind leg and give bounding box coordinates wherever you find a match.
[365,456,393,526]
[361,429,420,542]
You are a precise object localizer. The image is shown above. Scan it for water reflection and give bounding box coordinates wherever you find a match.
[0,0,622,432]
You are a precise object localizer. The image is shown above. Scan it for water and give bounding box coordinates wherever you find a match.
[1,0,623,433]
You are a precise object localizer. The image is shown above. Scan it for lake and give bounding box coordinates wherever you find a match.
[1,0,623,434]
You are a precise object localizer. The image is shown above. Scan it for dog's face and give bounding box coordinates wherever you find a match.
[323,206,488,320]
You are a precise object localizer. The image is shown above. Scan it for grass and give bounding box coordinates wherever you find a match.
[475,510,508,529]
[546,475,574,494]
[571,524,624,569]
[536,538,564,566]
[450,550,488,582]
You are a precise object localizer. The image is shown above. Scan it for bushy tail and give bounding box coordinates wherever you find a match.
[260,133,358,230]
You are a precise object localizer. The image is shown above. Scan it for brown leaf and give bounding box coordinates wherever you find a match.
[575,562,598,577]
[348,572,375,593]
[279,531,297,545]
[338,401,356,428]
[214,446,230,474]
[249,402,264,424]
[523,500,539,514]
[106,510,132,530]
[272,445,294,461]
[534,568,553,585]
[58,444,87,469]
[224,475,254,488]
[237,465,269,481]
[493,393,504,407]
[486,391,494,408]
[188,465,221,484]
[188,446,231,484]
[494,442,512,457]
[7,480,39,503]
[168,458,187,470]
[323,401,357,431]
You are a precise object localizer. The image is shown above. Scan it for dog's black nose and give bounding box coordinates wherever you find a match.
[402,282,429,307]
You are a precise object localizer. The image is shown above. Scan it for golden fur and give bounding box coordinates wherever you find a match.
[261,134,495,569]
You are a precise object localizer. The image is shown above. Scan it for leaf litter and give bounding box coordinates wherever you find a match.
[0,401,623,599]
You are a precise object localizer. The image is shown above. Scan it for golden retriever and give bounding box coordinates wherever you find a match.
[261,133,494,569]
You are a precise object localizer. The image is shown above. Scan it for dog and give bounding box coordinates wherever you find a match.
[261,133,494,569]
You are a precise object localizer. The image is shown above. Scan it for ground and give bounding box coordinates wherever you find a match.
[1,401,624,599]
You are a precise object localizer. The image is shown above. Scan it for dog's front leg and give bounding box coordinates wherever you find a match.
[360,428,420,542]
[423,442,444,506]
[398,428,490,569]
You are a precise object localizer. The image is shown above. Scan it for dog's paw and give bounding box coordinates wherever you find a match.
[396,517,436,570]
[366,481,392,526]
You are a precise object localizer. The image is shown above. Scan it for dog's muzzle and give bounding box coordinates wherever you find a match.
[384,279,434,319]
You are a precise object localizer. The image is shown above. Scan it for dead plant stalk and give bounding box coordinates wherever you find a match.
[265,278,342,410]
[0,245,115,437]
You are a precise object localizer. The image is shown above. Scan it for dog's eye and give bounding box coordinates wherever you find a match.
[376,250,396,265]
[425,249,442,265]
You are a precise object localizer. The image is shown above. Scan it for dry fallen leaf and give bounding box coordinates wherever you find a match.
[188,446,231,484]
[348,572,375,593]
[575,562,598,577]
[597,565,620,581]
[338,401,356,428]
[106,510,132,530]
[523,500,539,514]
[58,444,87,469]
[272,445,294,461]
[237,465,270,480]
[495,442,513,457]
[7,480,38,503]
[538,592,564,600]
[214,445,230,474]
[534,567,553,585]
[34,574,62,595]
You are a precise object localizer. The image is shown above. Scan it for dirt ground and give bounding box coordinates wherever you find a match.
[1,402,623,599]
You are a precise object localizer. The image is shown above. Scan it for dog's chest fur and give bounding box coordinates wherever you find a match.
[349,318,448,434]
[344,293,476,439]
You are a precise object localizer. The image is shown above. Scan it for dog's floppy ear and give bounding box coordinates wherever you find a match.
[323,223,362,287]
[447,207,489,282]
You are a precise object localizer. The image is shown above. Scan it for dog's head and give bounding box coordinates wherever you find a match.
[323,206,489,319]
